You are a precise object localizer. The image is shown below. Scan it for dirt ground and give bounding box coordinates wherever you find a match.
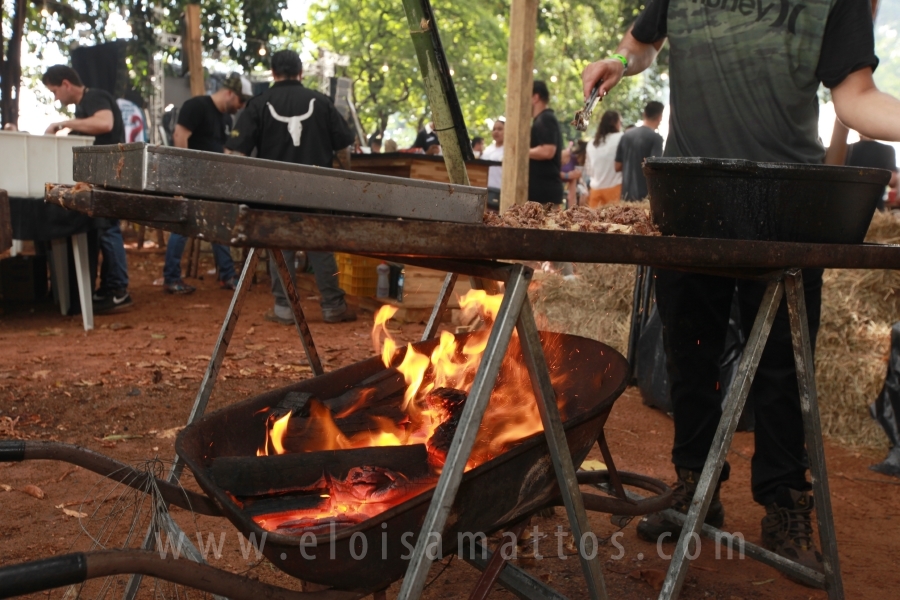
[1,246,898,600]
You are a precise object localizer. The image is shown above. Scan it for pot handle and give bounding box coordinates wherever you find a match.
[0,553,87,599]
[0,440,25,462]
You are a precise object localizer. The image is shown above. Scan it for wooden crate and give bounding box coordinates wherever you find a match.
[359,266,472,324]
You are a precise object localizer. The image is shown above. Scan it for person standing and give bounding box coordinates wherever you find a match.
[43,65,132,313]
[845,135,899,211]
[584,110,624,207]
[528,80,564,204]
[581,0,900,574]
[614,101,663,201]
[225,50,356,324]
[480,119,505,210]
[471,136,485,158]
[368,132,383,153]
[163,74,251,294]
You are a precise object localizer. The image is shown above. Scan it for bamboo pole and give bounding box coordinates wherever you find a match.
[401,0,470,186]
[500,0,539,212]
[185,5,205,97]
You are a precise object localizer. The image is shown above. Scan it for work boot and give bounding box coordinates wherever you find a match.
[322,306,357,324]
[761,487,823,579]
[636,468,725,543]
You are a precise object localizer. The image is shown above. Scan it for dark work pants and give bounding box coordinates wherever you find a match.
[654,268,823,506]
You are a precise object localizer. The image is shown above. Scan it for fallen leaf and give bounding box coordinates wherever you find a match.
[21,484,45,499]
[538,573,552,583]
[135,361,153,369]
[246,327,255,335]
[580,459,607,471]
[102,434,142,441]
[157,427,184,439]
[75,380,101,387]
[100,441,117,449]
[751,579,775,586]
[0,484,11,492]
[628,569,666,591]
[109,322,132,331]
[38,328,63,337]
[62,508,87,518]
[0,416,19,436]
[151,333,167,339]
[31,370,51,380]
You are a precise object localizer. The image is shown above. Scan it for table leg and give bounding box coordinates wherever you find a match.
[422,272,458,341]
[518,299,608,600]
[49,238,69,316]
[785,270,844,599]
[270,249,324,377]
[397,264,531,600]
[71,233,93,331]
[659,278,784,600]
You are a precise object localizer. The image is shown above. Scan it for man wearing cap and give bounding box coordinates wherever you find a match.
[226,50,357,324]
[161,74,252,294]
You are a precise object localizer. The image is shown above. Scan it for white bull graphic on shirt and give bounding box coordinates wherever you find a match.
[266,99,316,147]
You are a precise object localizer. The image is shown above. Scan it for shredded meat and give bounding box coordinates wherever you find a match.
[483,201,660,236]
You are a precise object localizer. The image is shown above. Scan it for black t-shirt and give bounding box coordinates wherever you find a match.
[73,88,125,146]
[177,95,229,153]
[528,108,563,204]
[413,128,440,151]
[226,80,355,167]
[631,0,878,89]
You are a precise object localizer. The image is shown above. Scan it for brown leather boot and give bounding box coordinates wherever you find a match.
[636,467,725,543]
[761,487,824,581]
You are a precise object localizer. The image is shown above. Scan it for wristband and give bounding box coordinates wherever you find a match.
[610,53,628,74]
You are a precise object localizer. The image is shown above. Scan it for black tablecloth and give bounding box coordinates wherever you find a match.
[9,197,98,241]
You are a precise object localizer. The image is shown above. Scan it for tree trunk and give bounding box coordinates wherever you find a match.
[1,0,27,128]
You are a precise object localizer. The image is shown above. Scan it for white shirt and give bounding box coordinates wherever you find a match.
[481,142,504,189]
[584,131,623,190]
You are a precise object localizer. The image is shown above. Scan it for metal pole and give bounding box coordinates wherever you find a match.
[659,278,784,600]
[271,250,325,377]
[516,299,608,600]
[784,270,844,599]
[397,264,532,600]
[422,272,458,341]
[122,249,260,600]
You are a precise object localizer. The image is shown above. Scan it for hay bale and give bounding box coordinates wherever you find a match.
[816,210,900,448]
[530,209,900,449]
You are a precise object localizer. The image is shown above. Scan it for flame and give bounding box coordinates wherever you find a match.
[255,288,571,531]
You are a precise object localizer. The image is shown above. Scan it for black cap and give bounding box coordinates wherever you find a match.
[368,133,383,146]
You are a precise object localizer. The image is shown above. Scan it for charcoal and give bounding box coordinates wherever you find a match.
[425,388,468,468]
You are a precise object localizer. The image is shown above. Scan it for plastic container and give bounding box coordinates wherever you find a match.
[335,253,380,297]
[397,268,405,303]
[376,262,390,298]
[0,131,94,198]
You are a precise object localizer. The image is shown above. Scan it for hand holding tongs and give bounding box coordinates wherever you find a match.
[572,83,602,132]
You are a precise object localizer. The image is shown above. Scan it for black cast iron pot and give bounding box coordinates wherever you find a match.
[643,157,892,243]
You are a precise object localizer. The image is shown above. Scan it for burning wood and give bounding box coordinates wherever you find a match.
[424,388,467,469]
[484,201,660,236]
[212,444,430,496]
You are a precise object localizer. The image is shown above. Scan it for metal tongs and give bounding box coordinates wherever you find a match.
[571,83,602,131]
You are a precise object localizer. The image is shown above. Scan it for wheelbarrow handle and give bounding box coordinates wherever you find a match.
[0,553,87,599]
[0,440,25,462]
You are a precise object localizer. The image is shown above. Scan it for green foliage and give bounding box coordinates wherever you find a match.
[21,0,297,96]
[306,0,667,141]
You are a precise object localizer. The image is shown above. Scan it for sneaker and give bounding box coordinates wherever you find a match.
[94,288,133,313]
[761,487,823,579]
[323,306,357,324]
[219,276,239,291]
[636,467,725,543]
[92,288,109,302]
[163,280,196,295]
[264,308,294,326]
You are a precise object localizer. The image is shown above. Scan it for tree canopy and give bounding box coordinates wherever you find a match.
[306,0,664,143]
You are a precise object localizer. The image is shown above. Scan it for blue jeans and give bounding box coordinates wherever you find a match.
[270,250,346,317]
[163,233,236,284]
[98,220,129,291]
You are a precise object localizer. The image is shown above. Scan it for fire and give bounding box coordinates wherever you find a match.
[254,289,569,533]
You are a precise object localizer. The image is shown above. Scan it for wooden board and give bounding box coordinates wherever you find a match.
[410,158,490,187]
